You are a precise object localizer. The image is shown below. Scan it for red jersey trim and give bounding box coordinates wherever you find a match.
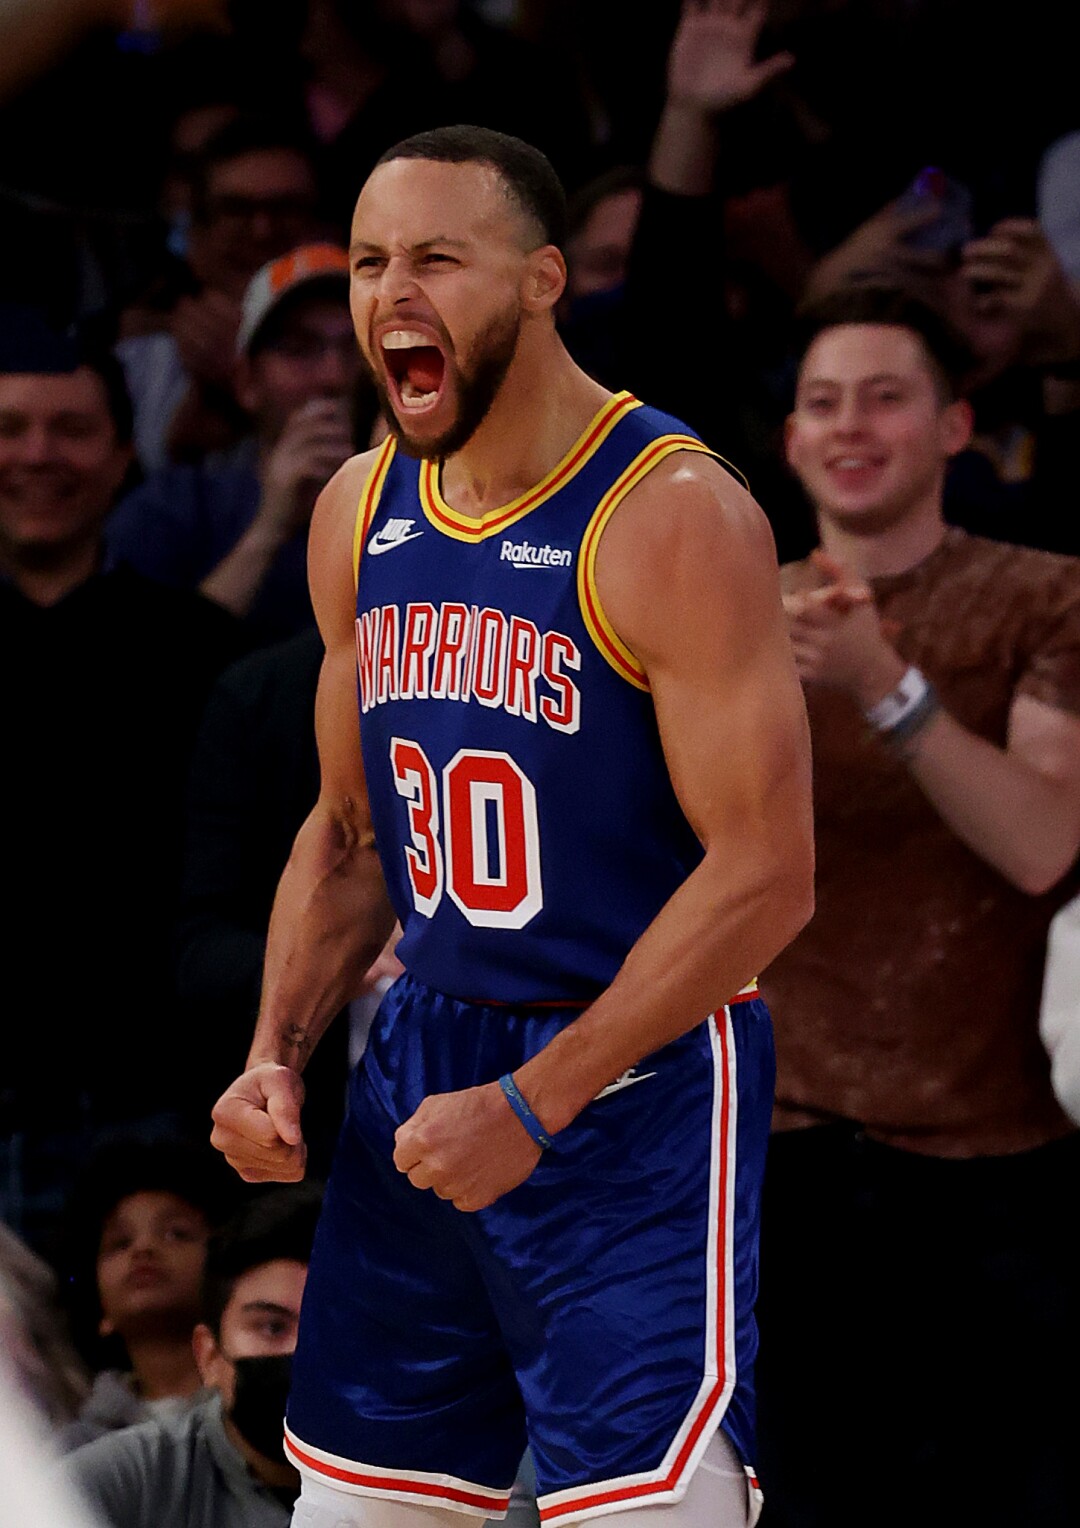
[537,1008,740,1523]
[353,435,397,589]
[284,1429,511,1518]
[577,436,716,692]
[417,393,641,542]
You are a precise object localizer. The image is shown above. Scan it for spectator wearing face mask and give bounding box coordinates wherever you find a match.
[62,1181,323,1528]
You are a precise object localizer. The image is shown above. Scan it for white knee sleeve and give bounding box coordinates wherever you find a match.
[559,1429,759,1528]
[292,1431,758,1528]
[292,1476,472,1528]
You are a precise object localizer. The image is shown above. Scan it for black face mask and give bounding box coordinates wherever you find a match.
[228,1354,294,1465]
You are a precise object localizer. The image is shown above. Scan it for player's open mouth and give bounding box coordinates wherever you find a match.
[380,329,448,414]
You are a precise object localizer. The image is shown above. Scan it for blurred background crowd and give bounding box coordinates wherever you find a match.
[3,2,1080,1527]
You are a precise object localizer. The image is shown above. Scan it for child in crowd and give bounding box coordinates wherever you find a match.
[58,1136,241,1452]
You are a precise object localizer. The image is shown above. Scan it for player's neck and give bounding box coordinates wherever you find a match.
[816,495,948,581]
[437,340,610,519]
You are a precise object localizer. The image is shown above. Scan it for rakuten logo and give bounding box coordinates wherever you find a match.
[499,538,572,569]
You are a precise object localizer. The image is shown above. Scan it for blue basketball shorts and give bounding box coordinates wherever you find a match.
[285,973,774,1523]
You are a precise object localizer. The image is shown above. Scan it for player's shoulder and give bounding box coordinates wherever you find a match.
[639,446,752,506]
[594,439,782,663]
[610,443,772,567]
[309,444,389,559]
[316,444,388,518]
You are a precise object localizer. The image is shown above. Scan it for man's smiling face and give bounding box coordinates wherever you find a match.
[0,368,131,563]
[786,323,971,536]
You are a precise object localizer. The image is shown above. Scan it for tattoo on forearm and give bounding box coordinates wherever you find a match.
[283,1024,314,1067]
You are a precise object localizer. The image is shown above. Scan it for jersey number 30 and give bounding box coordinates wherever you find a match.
[390,738,543,929]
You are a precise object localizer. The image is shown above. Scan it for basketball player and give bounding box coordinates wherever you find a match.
[210,126,814,1528]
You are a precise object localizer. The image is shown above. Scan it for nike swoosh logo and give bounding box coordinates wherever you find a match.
[367,530,424,555]
[595,1068,658,1100]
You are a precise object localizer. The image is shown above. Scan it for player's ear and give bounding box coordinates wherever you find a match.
[522,245,566,314]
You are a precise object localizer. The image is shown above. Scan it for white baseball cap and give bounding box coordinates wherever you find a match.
[237,242,350,355]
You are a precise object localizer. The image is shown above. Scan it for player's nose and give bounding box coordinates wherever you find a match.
[378,253,423,307]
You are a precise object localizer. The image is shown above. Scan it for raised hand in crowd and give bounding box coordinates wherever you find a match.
[652,0,795,195]
[198,395,355,621]
[666,0,794,115]
[258,398,355,541]
[960,217,1080,366]
[801,197,952,305]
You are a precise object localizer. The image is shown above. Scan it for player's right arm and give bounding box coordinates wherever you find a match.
[210,449,398,1182]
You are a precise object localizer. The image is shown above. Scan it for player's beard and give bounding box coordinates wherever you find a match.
[377,302,522,461]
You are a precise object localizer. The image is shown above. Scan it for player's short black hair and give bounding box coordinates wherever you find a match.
[793,285,972,401]
[201,1181,323,1338]
[374,125,567,250]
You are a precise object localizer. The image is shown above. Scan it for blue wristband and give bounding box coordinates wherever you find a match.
[498,1073,554,1151]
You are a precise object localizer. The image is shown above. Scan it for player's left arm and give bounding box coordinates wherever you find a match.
[393,456,814,1209]
[518,453,816,1132]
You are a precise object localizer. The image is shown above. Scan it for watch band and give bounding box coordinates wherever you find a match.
[864,666,929,732]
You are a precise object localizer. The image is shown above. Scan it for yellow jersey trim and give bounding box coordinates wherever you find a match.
[578,435,719,691]
[417,392,641,543]
[352,436,397,590]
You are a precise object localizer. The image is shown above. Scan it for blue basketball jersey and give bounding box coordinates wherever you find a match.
[353,391,721,1004]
